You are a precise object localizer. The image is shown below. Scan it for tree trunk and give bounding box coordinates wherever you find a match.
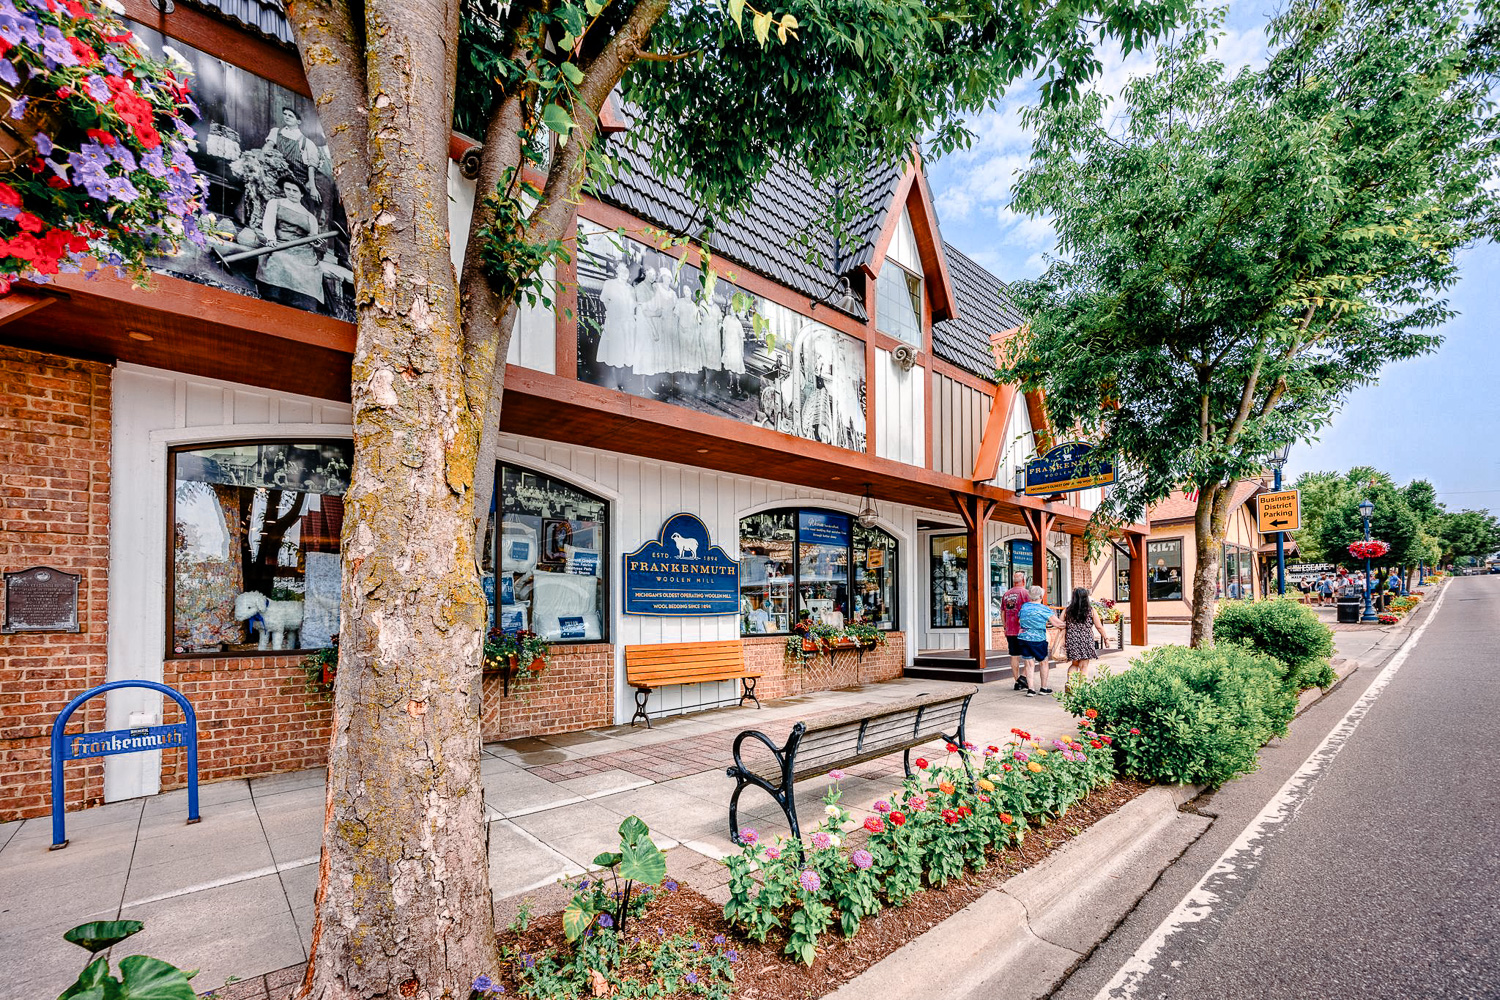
[1188,484,1231,646]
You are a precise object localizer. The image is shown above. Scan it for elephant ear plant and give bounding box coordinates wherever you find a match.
[57,920,196,1000]
[562,815,667,946]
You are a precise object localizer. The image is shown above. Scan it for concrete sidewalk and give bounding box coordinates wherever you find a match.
[0,624,1205,1000]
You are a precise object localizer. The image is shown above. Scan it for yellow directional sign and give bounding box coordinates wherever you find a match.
[1258,490,1301,533]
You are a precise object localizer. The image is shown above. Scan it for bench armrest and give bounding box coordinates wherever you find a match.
[730,722,804,781]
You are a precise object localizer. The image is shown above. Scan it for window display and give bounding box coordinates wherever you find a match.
[930,534,968,628]
[169,440,351,655]
[1223,543,1253,600]
[1147,538,1184,601]
[485,465,609,643]
[739,510,897,634]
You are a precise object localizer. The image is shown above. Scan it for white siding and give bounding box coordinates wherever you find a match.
[107,365,353,802]
[885,207,922,273]
[992,393,1036,490]
[873,347,923,466]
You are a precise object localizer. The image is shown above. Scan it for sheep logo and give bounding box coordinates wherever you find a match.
[670,532,699,560]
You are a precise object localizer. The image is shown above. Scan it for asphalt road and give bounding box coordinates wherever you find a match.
[1051,575,1500,1000]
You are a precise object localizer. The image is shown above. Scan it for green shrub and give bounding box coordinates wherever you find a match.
[1061,644,1298,787]
[1214,598,1335,690]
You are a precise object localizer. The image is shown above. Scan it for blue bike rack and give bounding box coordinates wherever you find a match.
[49,680,200,850]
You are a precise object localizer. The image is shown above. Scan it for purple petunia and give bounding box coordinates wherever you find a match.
[713,934,726,945]
[84,75,110,102]
[105,176,141,203]
[102,53,123,76]
[598,913,613,928]
[0,59,17,87]
[9,95,27,120]
[798,869,821,893]
[41,25,76,67]
[33,130,51,156]
[851,849,874,870]
[726,949,739,963]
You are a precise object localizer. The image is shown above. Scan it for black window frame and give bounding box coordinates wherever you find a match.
[738,507,899,636]
[929,532,969,629]
[166,437,352,660]
[1146,536,1186,602]
[492,462,611,645]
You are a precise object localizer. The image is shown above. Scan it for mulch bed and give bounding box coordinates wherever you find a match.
[490,778,1151,999]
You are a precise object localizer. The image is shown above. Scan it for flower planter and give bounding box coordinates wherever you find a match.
[321,663,336,687]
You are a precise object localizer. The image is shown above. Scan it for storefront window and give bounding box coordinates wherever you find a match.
[1114,542,1132,602]
[490,465,608,642]
[1147,539,1184,601]
[1223,543,1253,600]
[930,534,968,628]
[852,523,898,628]
[739,510,897,634]
[170,440,351,656]
[1047,549,1064,607]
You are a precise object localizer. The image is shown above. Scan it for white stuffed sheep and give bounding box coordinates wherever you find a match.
[234,591,304,650]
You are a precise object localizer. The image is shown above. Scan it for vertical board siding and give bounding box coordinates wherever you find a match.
[931,372,987,479]
[873,348,923,467]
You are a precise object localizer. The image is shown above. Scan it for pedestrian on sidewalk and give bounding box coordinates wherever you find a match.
[1317,574,1334,606]
[1018,584,1062,697]
[1062,587,1110,695]
[1001,571,1032,691]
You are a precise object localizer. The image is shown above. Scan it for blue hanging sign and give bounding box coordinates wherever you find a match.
[50,680,200,850]
[624,513,741,616]
[1024,442,1116,496]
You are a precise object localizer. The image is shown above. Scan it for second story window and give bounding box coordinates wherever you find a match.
[876,262,924,345]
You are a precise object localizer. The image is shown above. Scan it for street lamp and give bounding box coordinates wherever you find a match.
[1269,443,1293,596]
[1358,497,1377,622]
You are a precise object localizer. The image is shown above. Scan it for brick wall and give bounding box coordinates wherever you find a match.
[481,643,614,742]
[1071,536,1091,591]
[159,654,333,789]
[743,632,906,701]
[0,345,112,822]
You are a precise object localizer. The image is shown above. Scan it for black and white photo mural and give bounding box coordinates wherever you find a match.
[128,24,354,321]
[575,222,867,452]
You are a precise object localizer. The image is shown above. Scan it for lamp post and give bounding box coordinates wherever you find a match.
[1358,498,1377,622]
[1269,443,1292,596]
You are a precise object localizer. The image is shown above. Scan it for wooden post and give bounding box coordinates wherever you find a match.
[1126,532,1149,647]
[1020,506,1057,603]
[952,492,999,667]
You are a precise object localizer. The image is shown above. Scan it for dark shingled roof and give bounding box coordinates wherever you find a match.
[602,139,903,322]
[162,0,1023,376]
[181,0,294,45]
[932,243,1025,380]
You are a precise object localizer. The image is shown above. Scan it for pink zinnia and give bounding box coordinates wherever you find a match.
[766,846,781,860]
[829,769,846,781]
[909,797,927,813]
[798,869,821,893]
[811,831,832,849]
[864,815,885,834]
[741,827,758,845]
[851,849,873,870]
[873,799,892,813]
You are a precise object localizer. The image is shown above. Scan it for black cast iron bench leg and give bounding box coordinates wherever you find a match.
[631,686,652,729]
[739,675,760,709]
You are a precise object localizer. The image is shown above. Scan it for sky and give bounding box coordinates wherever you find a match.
[923,1,1500,515]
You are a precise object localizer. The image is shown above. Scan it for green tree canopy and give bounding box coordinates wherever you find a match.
[1438,508,1500,562]
[996,0,1500,641]
[1318,481,1423,571]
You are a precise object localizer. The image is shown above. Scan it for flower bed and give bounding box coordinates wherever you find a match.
[475,777,1149,999]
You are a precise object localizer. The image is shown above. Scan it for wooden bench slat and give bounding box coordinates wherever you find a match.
[624,640,761,727]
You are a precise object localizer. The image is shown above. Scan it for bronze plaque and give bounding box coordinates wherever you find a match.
[3,566,81,633]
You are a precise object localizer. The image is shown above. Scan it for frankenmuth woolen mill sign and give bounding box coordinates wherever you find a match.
[624,513,740,616]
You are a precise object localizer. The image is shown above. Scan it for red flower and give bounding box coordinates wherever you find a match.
[1129,728,1141,735]
[941,809,958,825]
[889,812,906,827]
[1102,736,1113,745]
[61,0,89,17]
[0,183,20,207]
[1002,763,1013,771]
[1010,728,1032,740]
[86,128,117,146]
[977,794,990,803]
[1084,708,1099,720]
[945,742,958,753]
[67,36,99,66]
[957,805,972,817]
[863,815,884,834]
[46,175,68,189]
[56,86,72,98]
[986,745,999,755]
[1090,740,1102,749]
[1000,812,1014,824]
[16,213,44,234]
[914,757,929,770]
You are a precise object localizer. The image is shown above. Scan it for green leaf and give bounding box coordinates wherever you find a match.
[592,851,622,868]
[562,898,594,943]
[65,922,145,954]
[59,957,112,1000]
[616,815,650,846]
[752,10,772,46]
[560,61,584,86]
[116,956,196,1000]
[776,14,798,44]
[584,0,603,12]
[541,103,574,138]
[618,835,666,885]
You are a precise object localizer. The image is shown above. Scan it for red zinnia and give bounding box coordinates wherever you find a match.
[889,811,906,827]
[945,742,958,753]
[957,805,972,817]
[1002,763,1013,772]
[914,757,928,770]
[941,809,958,825]
[1129,728,1141,735]
[1084,708,1099,720]
[1090,740,1102,749]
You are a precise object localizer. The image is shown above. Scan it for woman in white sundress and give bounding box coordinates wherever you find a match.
[595,261,635,375]
[720,294,747,398]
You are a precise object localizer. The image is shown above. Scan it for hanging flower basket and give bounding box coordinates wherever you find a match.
[0,0,208,291]
[1348,539,1390,560]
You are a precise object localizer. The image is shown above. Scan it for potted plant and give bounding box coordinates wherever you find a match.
[300,638,338,695]
[484,626,551,696]
[843,617,887,650]
[0,0,207,291]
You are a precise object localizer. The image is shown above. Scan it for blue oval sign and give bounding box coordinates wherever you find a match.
[1024,442,1116,496]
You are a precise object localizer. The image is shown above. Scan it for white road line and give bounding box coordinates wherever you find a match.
[1094,581,1452,999]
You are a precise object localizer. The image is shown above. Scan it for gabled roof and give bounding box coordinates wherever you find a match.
[933,244,1025,380]
[1149,480,1267,524]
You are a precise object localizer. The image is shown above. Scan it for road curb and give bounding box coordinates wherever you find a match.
[824,783,1207,1000]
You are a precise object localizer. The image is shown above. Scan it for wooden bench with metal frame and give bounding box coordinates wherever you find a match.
[724,685,978,844]
[623,641,762,729]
